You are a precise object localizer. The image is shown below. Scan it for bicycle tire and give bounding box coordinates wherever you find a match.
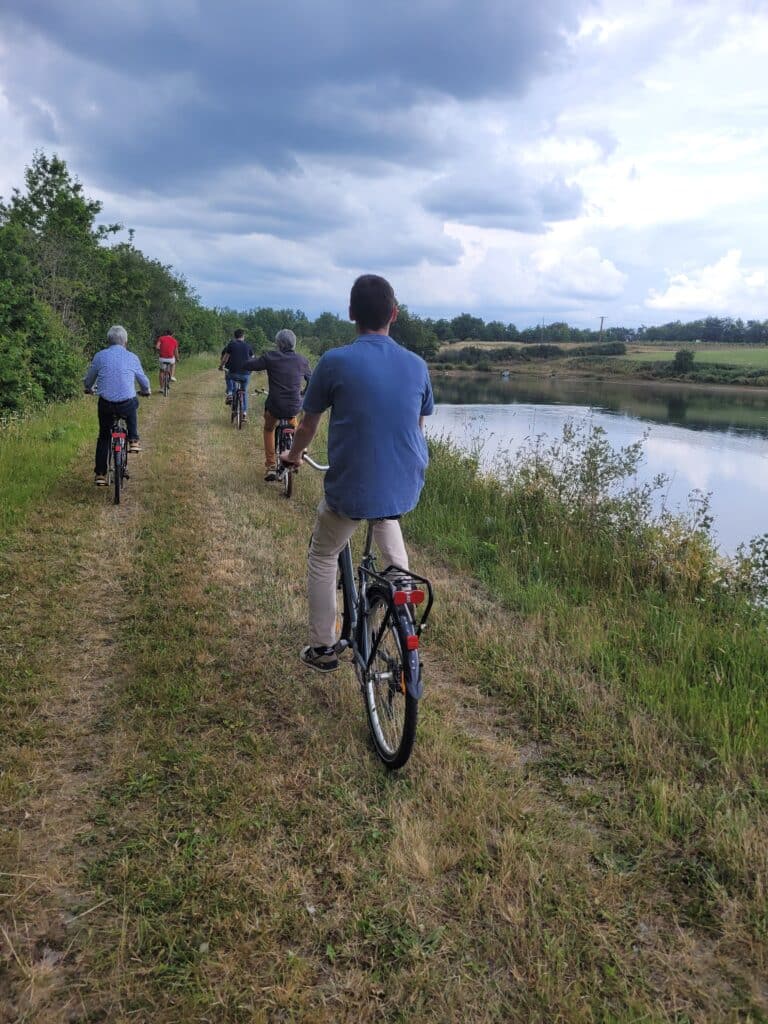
[361,586,418,769]
[283,467,293,498]
[113,446,122,505]
[237,392,244,430]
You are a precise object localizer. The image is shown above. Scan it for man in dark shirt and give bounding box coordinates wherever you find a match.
[219,328,255,417]
[243,329,311,481]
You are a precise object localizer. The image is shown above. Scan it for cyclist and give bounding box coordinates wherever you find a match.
[219,328,254,417]
[282,274,434,673]
[242,329,311,481]
[83,325,151,486]
[155,330,179,382]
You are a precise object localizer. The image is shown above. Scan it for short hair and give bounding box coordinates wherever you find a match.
[349,274,396,332]
[275,329,296,352]
[233,328,245,339]
[107,325,128,346]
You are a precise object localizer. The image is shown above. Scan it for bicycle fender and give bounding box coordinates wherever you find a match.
[400,612,423,700]
[405,654,423,700]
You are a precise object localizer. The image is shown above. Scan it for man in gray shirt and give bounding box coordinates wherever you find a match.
[243,329,311,481]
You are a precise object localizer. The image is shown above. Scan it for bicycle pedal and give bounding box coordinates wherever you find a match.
[123,471,130,479]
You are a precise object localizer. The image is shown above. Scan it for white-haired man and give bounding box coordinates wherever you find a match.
[83,325,151,486]
[242,329,311,481]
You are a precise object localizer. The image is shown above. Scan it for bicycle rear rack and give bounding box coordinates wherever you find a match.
[361,565,434,637]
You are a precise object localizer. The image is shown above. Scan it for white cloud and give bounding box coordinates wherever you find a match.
[647,250,768,314]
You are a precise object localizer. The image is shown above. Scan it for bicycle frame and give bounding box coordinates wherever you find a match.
[302,455,433,701]
[337,529,433,700]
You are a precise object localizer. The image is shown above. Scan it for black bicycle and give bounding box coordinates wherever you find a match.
[107,413,129,505]
[231,379,246,429]
[303,454,433,768]
[256,388,296,498]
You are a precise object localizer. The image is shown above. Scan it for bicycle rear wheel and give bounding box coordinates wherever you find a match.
[361,586,418,769]
[237,392,244,429]
[113,446,122,505]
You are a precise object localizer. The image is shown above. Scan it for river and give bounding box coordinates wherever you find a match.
[427,373,768,554]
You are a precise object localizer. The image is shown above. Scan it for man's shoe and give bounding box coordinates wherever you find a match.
[300,645,339,673]
[170,376,177,382]
[128,441,141,453]
[225,395,232,405]
[264,469,278,482]
[94,475,108,486]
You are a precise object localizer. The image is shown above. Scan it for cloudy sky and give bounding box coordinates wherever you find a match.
[1,0,766,327]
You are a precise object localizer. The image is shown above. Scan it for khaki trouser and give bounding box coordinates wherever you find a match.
[308,498,409,647]
[263,410,298,470]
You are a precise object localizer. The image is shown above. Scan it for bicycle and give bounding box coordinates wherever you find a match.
[255,388,296,498]
[159,362,172,397]
[300,454,434,769]
[106,412,129,505]
[231,378,246,429]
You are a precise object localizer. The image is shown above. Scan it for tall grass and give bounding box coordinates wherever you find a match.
[409,423,768,774]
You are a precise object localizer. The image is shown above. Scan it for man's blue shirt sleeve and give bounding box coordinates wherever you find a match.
[301,353,331,414]
[132,354,150,393]
[83,353,100,391]
[421,369,434,416]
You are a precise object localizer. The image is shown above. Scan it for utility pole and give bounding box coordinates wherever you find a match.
[598,315,606,343]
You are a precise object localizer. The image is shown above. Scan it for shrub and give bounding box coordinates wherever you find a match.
[673,349,695,372]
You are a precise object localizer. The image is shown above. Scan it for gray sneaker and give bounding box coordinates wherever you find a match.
[300,645,339,673]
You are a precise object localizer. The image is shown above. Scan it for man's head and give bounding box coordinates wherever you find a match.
[349,274,397,333]
[107,325,128,347]
[275,329,297,352]
[234,328,245,340]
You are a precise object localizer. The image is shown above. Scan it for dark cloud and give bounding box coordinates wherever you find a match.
[422,172,583,231]
[0,0,590,191]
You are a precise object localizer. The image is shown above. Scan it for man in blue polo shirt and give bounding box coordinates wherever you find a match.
[282,274,434,672]
[83,325,151,486]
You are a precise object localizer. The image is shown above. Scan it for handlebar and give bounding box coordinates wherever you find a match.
[302,454,329,471]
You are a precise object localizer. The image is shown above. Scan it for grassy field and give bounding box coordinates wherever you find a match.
[627,346,768,368]
[1,372,766,1022]
[0,353,213,541]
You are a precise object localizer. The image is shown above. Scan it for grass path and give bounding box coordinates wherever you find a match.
[1,372,765,1022]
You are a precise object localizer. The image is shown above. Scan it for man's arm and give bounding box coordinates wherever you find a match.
[83,354,99,392]
[134,357,151,394]
[242,354,267,372]
[283,412,323,466]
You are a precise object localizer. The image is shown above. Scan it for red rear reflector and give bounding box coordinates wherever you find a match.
[393,591,408,605]
[409,590,425,605]
[405,635,419,651]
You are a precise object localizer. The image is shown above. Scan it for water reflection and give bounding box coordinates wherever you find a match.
[432,373,768,437]
[427,374,768,554]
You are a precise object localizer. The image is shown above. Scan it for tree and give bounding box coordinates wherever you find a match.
[450,313,485,340]
[389,305,439,360]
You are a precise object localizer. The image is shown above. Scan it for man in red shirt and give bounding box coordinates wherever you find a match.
[155,332,179,384]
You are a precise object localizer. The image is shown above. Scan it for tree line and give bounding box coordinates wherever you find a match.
[3,152,767,416]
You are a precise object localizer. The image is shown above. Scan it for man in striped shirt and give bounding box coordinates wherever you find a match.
[83,325,151,486]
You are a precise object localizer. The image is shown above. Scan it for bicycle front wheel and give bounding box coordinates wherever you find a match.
[283,467,293,498]
[362,587,418,769]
